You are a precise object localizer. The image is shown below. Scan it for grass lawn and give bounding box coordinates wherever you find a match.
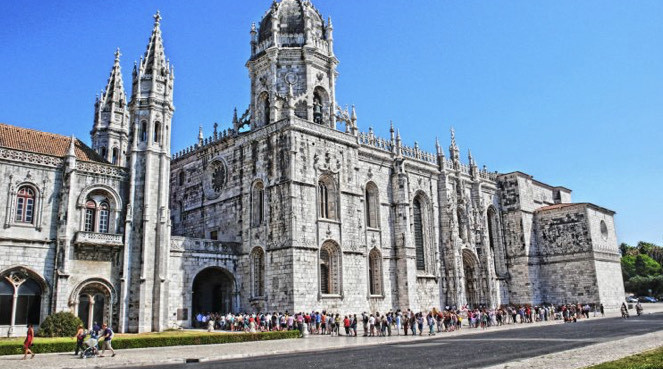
[586,346,663,369]
[0,329,300,356]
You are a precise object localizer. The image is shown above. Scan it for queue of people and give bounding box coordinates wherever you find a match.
[194,303,606,337]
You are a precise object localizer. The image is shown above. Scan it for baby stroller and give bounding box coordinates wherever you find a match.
[80,335,99,358]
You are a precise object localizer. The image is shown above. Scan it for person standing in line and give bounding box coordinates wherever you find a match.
[99,323,116,357]
[395,311,402,335]
[22,324,35,360]
[351,314,358,337]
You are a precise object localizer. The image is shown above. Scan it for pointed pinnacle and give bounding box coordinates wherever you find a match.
[68,135,76,157]
[154,10,162,25]
[114,47,121,62]
[390,120,394,133]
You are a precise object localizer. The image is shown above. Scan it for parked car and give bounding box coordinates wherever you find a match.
[637,296,658,303]
[626,296,638,303]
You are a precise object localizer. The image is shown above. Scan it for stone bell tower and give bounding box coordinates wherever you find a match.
[246,0,338,129]
[120,10,174,333]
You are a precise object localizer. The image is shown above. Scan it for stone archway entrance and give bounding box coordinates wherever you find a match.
[72,280,113,330]
[462,249,480,308]
[192,267,234,325]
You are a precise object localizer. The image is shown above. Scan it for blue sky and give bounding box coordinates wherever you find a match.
[1,1,661,245]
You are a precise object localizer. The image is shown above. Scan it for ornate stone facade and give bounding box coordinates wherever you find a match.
[0,0,625,336]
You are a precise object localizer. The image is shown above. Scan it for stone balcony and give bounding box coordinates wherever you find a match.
[74,231,124,247]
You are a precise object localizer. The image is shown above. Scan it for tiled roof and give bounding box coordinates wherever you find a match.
[536,203,583,212]
[0,123,107,163]
[536,202,616,215]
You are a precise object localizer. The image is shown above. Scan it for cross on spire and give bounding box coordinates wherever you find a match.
[154,10,162,25]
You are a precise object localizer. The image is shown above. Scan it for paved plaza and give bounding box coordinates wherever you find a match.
[2,305,662,369]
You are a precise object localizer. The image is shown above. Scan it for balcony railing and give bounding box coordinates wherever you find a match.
[74,231,124,247]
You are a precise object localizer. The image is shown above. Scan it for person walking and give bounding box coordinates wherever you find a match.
[99,323,116,357]
[73,324,85,356]
[22,324,35,360]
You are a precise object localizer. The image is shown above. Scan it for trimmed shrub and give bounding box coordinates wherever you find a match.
[0,330,300,356]
[37,312,84,338]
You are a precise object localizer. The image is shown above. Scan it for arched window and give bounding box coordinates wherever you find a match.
[250,247,265,298]
[413,197,426,271]
[154,122,161,144]
[100,147,107,159]
[320,242,341,295]
[0,272,43,326]
[83,194,113,233]
[365,182,379,228]
[84,200,96,232]
[179,171,185,186]
[15,186,36,224]
[258,92,270,126]
[252,182,265,227]
[313,92,323,124]
[98,202,110,233]
[140,121,147,142]
[318,176,337,220]
[111,148,119,165]
[368,248,382,295]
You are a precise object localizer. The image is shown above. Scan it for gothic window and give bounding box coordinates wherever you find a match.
[251,181,265,227]
[320,242,341,295]
[84,201,96,232]
[15,186,36,224]
[250,247,265,298]
[98,202,110,233]
[179,171,185,186]
[111,148,119,165]
[100,147,107,159]
[0,272,42,326]
[140,121,147,142]
[413,197,426,271]
[313,87,329,125]
[211,161,227,193]
[83,195,113,233]
[154,121,161,144]
[365,182,379,229]
[368,248,382,295]
[318,176,337,220]
[313,92,323,124]
[258,92,270,126]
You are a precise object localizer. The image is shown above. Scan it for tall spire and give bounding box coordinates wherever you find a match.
[100,48,127,107]
[92,48,130,165]
[140,10,167,75]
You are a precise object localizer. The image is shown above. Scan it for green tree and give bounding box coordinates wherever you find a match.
[621,255,636,280]
[634,254,661,277]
